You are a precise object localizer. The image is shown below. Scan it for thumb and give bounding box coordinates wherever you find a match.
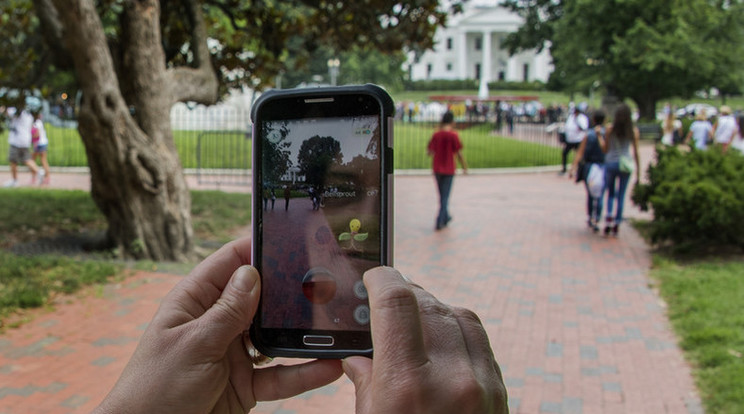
[198,265,261,351]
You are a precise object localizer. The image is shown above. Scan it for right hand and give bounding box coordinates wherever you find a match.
[343,267,509,414]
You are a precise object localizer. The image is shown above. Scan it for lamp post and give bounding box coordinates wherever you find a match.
[327,58,340,86]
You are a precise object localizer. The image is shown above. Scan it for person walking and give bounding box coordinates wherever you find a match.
[283,185,291,211]
[711,105,739,152]
[602,103,640,236]
[3,105,40,187]
[561,104,589,174]
[428,111,468,230]
[685,112,713,150]
[569,110,606,233]
[660,108,682,146]
[31,110,51,185]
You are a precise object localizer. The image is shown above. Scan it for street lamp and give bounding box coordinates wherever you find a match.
[327,58,340,86]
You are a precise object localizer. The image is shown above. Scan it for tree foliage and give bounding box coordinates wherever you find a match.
[502,0,744,119]
[297,135,343,190]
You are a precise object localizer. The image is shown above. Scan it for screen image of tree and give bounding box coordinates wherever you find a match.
[259,115,381,331]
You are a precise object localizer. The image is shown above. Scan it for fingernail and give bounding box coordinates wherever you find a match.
[231,265,258,293]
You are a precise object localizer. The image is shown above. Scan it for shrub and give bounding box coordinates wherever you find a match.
[632,145,744,251]
[404,79,479,91]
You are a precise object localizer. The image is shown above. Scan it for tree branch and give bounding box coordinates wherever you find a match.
[168,0,219,105]
[32,0,73,68]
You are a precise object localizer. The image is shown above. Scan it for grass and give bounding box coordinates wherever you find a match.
[2,118,561,170]
[394,122,560,169]
[0,188,251,325]
[0,252,121,323]
[650,255,744,413]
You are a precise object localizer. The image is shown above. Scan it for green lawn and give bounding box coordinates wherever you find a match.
[651,255,744,414]
[2,120,560,170]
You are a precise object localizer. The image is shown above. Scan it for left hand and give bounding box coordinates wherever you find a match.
[93,237,343,414]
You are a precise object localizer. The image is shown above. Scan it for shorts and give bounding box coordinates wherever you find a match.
[33,144,48,154]
[8,145,31,164]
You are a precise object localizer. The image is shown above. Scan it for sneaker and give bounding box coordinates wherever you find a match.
[38,170,46,185]
[612,224,619,236]
[42,176,50,186]
[3,179,18,188]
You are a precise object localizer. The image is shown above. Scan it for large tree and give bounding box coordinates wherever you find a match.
[502,0,744,120]
[1,0,454,260]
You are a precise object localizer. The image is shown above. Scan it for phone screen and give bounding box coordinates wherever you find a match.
[252,90,390,354]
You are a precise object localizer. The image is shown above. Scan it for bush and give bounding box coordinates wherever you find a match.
[404,79,479,91]
[632,145,744,251]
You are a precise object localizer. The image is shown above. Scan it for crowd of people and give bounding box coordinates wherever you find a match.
[565,102,743,236]
[2,102,51,188]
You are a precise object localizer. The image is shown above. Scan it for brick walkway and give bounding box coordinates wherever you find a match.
[0,150,703,413]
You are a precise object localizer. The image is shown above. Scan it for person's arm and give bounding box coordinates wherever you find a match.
[457,151,468,174]
[92,238,343,414]
[601,125,612,153]
[632,126,641,184]
[343,267,508,414]
[569,137,588,179]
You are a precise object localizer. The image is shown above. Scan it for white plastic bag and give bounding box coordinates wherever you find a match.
[587,164,605,198]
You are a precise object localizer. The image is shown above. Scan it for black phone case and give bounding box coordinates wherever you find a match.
[249,84,394,359]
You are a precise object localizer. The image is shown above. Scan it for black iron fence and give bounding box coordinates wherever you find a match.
[2,104,563,185]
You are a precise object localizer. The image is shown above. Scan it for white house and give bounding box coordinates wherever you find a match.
[407,4,553,97]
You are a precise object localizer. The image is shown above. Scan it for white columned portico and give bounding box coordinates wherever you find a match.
[458,29,468,79]
[478,30,492,99]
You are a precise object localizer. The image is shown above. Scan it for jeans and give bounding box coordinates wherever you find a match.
[561,142,581,172]
[435,174,454,228]
[604,161,630,224]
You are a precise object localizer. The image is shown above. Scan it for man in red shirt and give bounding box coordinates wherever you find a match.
[428,111,468,230]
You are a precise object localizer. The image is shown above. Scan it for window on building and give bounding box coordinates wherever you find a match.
[427,63,433,79]
[446,38,453,50]
[475,63,481,81]
[499,71,505,81]
[446,62,453,71]
[475,37,482,51]
[523,64,530,82]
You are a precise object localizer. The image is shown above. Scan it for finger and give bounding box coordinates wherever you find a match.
[342,357,374,412]
[253,360,343,402]
[363,267,428,370]
[188,237,253,300]
[195,265,261,352]
[453,307,501,378]
[453,307,510,412]
[159,238,253,324]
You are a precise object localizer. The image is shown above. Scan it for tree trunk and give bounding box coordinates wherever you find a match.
[47,0,217,261]
[632,90,658,122]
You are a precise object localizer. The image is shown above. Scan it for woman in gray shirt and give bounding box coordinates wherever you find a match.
[601,103,640,236]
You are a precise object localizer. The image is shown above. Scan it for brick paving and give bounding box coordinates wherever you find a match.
[0,142,704,413]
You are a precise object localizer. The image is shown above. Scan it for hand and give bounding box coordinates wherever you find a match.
[343,267,508,414]
[93,237,343,414]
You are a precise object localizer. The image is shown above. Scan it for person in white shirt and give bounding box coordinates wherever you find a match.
[561,104,589,174]
[685,112,713,150]
[3,105,40,187]
[712,105,739,152]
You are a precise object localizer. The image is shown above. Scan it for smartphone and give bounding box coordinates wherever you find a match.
[249,84,394,358]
